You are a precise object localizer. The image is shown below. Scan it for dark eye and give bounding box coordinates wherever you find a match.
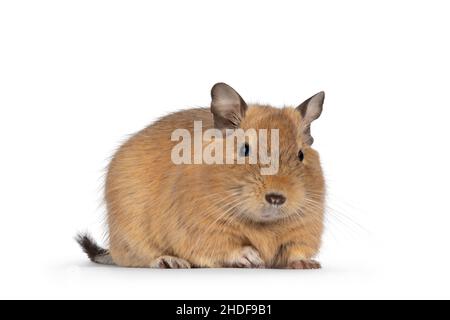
[298,150,304,162]
[240,143,250,157]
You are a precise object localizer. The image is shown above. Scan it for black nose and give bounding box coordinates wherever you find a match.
[265,193,286,206]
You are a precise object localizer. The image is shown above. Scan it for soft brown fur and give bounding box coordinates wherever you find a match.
[84,84,326,269]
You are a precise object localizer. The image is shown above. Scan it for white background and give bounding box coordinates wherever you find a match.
[1,0,449,300]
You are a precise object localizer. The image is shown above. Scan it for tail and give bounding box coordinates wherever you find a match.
[75,233,115,265]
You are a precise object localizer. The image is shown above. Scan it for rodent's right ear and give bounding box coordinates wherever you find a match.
[211,83,248,130]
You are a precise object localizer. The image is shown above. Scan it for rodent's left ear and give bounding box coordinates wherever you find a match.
[296,91,325,145]
[211,83,248,130]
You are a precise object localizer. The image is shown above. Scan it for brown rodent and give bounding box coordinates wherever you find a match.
[77,83,326,269]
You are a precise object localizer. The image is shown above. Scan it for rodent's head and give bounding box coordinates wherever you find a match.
[205,83,326,224]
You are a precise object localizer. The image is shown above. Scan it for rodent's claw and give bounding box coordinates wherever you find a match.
[288,259,321,270]
[150,256,192,269]
[226,246,265,269]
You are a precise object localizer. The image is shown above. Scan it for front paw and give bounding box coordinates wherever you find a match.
[225,246,265,268]
[288,259,321,270]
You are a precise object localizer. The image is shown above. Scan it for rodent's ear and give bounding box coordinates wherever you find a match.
[296,91,325,145]
[211,83,248,130]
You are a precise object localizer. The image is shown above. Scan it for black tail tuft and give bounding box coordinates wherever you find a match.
[75,233,110,263]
